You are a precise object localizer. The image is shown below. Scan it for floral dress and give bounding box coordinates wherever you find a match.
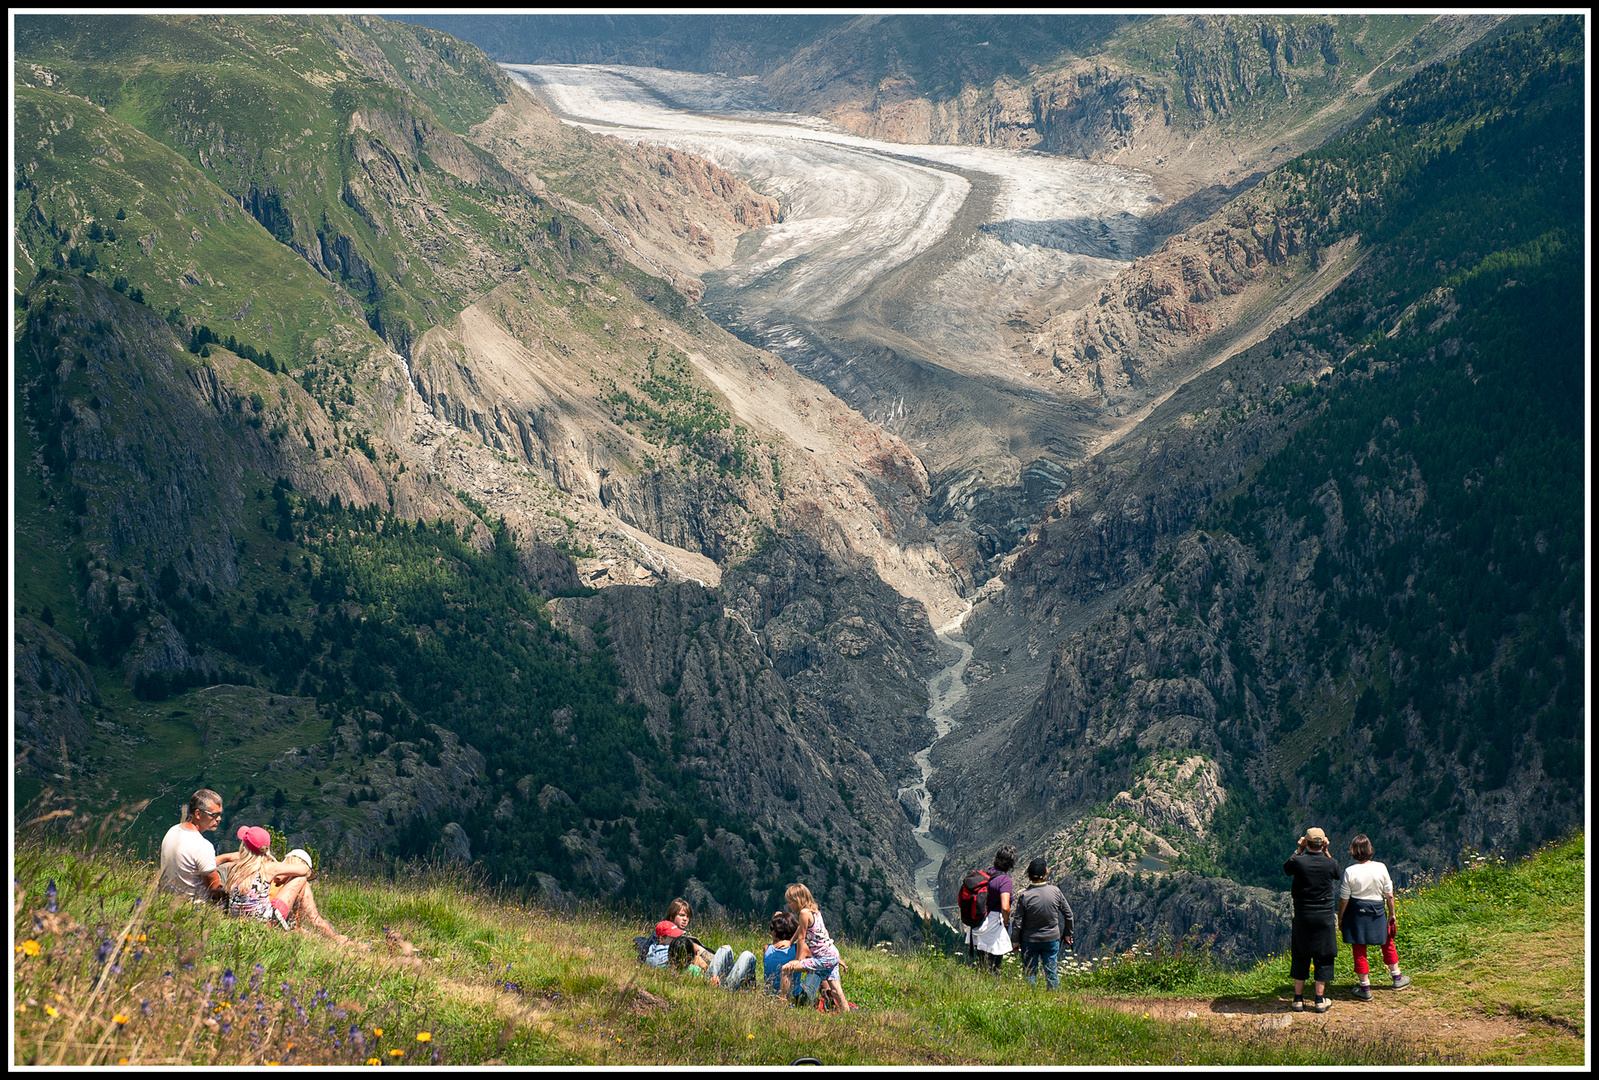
[227,872,274,922]
[799,909,840,973]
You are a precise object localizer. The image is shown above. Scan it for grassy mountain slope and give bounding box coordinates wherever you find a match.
[13,14,952,943]
[16,13,528,354]
[934,15,1585,953]
[11,832,1582,1065]
[12,271,920,936]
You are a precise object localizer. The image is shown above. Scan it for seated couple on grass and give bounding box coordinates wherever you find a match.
[640,897,758,990]
[156,789,354,947]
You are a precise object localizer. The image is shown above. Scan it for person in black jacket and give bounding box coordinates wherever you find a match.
[1010,858,1074,990]
[1283,826,1341,1013]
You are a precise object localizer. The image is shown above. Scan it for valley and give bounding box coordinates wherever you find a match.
[513,61,1158,559]
[13,14,1584,959]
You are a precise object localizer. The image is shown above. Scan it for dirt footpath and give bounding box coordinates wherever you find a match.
[1083,991,1547,1063]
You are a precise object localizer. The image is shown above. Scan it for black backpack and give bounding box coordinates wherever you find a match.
[958,868,993,927]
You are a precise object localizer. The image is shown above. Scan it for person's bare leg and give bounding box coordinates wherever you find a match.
[292,881,350,944]
[274,876,308,916]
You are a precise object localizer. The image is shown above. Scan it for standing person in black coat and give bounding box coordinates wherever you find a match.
[1283,826,1341,1013]
[1010,858,1074,989]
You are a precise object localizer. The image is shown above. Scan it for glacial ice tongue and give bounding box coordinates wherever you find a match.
[506,63,1155,352]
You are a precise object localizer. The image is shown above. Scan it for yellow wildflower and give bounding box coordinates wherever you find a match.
[372,1027,384,1038]
[119,1059,129,1065]
[113,1014,131,1025]
[22,940,40,957]
[366,1059,380,1066]
[415,1032,431,1042]
[389,1049,404,1057]
[45,1006,59,1018]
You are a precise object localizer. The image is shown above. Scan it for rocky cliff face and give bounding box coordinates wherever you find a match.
[14,618,97,772]
[543,529,944,922]
[1029,194,1321,406]
[763,15,1510,193]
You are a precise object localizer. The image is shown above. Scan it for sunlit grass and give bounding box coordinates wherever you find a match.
[14,833,1583,1064]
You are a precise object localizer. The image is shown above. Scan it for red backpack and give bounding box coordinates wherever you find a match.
[958,868,993,927]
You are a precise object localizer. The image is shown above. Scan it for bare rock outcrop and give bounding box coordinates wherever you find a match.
[14,617,97,776]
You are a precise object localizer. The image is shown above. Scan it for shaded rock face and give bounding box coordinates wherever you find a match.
[312,719,488,862]
[19,277,247,596]
[440,822,472,864]
[1058,869,1290,960]
[123,614,217,692]
[226,710,490,866]
[14,618,97,776]
[539,531,943,932]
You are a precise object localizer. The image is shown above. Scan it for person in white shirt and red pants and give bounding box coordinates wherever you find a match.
[1337,833,1413,1000]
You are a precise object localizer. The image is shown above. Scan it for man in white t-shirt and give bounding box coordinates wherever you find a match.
[159,788,226,903]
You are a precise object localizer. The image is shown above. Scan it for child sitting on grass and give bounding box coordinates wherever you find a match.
[779,884,855,1011]
[649,897,757,990]
[764,909,824,1005]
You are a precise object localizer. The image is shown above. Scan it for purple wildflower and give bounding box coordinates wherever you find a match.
[141,1000,151,1016]
[220,1023,231,1035]
[46,881,58,913]
[222,969,237,994]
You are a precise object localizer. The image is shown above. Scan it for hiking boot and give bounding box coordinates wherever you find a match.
[1391,974,1412,991]
[1314,996,1331,1013]
[1291,996,1305,1011]
[1352,983,1372,1001]
[272,906,291,932]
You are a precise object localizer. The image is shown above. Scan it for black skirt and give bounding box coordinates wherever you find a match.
[1291,900,1338,957]
[1341,898,1389,945]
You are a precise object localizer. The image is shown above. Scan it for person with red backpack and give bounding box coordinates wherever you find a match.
[960,845,1017,973]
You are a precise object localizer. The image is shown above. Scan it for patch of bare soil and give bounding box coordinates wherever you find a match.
[1083,990,1540,1063]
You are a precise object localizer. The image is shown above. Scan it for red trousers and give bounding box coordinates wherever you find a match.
[1351,923,1399,975]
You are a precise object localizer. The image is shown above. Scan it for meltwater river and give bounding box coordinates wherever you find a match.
[900,604,973,924]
